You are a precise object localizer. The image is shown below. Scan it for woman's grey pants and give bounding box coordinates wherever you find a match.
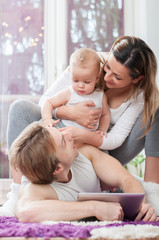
[7,99,159,165]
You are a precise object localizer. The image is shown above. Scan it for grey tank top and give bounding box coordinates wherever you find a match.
[51,152,101,201]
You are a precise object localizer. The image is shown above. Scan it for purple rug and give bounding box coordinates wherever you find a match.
[0,217,159,239]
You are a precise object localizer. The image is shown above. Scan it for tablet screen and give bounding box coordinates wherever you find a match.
[77,192,145,220]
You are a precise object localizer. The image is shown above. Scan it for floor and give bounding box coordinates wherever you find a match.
[0,178,13,206]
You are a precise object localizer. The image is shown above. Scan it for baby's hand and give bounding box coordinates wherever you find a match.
[42,119,60,127]
[96,130,107,138]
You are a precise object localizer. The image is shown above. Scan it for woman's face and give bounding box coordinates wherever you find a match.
[47,127,78,167]
[104,53,133,89]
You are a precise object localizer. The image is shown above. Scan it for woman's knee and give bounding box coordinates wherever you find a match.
[7,99,41,149]
[9,99,33,115]
[145,107,159,157]
[9,99,41,121]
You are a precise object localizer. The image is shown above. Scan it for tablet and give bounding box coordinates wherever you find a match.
[77,192,145,220]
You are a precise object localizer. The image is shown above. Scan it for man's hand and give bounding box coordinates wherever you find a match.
[94,201,124,221]
[135,203,157,222]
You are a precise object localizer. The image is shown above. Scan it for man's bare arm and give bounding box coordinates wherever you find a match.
[79,145,157,222]
[79,145,145,194]
[15,183,123,222]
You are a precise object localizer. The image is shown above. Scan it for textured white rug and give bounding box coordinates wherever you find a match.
[0,217,159,239]
[91,224,159,239]
[42,220,159,239]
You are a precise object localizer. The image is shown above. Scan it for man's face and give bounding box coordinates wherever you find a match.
[46,127,78,167]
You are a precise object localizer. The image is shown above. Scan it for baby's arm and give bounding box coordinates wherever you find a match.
[97,92,110,136]
[41,88,71,127]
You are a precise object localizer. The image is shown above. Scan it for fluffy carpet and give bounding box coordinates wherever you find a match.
[0,217,159,239]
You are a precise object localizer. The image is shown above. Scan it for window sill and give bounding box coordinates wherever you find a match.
[0,95,40,103]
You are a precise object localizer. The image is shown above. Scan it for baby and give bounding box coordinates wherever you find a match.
[41,48,110,136]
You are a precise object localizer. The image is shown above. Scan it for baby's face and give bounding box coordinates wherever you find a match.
[70,64,99,95]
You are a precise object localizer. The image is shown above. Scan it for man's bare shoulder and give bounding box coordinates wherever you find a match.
[78,144,101,161]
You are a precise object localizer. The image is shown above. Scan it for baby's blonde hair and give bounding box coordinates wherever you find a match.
[70,48,100,66]
[70,48,105,90]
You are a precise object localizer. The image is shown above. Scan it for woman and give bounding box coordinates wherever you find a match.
[53,36,159,182]
[2,36,159,216]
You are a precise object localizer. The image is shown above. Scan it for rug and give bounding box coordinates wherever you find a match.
[0,217,159,239]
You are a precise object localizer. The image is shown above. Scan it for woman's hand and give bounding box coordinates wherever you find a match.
[56,101,102,129]
[59,126,82,142]
[59,126,103,147]
[135,203,157,222]
[96,130,108,138]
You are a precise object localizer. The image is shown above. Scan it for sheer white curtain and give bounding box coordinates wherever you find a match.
[0,0,44,177]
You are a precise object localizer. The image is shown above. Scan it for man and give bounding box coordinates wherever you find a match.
[10,122,156,222]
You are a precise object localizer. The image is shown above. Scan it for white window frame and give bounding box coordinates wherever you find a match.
[44,0,67,89]
[124,0,147,38]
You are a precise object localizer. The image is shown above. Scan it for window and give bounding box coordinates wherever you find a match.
[45,0,124,84]
[67,0,124,60]
[0,0,44,177]
[0,0,124,177]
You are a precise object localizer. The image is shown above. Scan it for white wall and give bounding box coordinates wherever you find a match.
[124,0,159,86]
